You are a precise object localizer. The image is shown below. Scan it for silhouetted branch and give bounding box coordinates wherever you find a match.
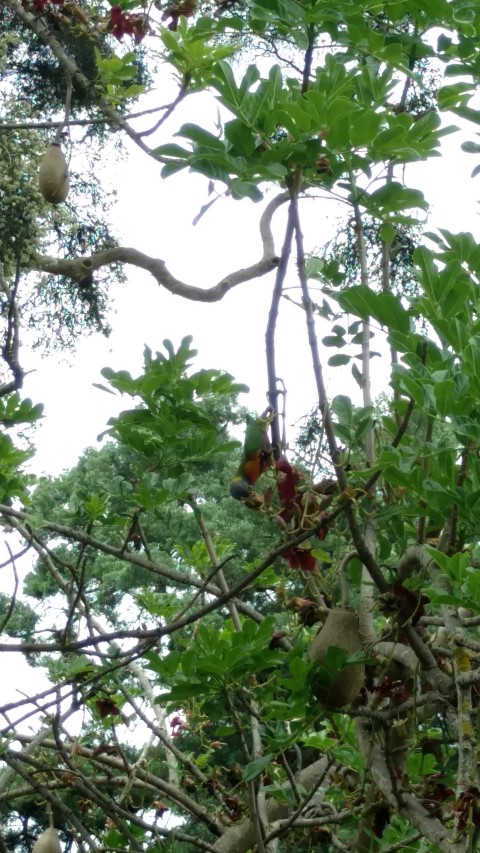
[30,192,288,300]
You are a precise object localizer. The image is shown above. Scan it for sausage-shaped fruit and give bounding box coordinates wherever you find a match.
[39,143,69,204]
[309,607,365,706]
[32,828,62,853]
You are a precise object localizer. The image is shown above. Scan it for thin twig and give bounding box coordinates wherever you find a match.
[0,542,19,635]
[288,182,388,594]
[138,77,190,137]
[0,260,24,395]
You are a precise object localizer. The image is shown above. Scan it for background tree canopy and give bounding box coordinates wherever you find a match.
[2,1,480,851]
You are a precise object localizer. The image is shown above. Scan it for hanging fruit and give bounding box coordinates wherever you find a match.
[309,607,365,707]
[32,828,62,853]
[38,143,70,204]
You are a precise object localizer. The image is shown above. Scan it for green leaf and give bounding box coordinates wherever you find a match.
[331,395,352,427]
[243,753,274,783]
[84,493,108,520]
[349,109,383,147]
[224,119,257,155]
[351,362,363,388]
[437,82,473,110]
[433,379,457,417]
[453,4,475,23]
[335,286,410,332]
[213,60,240,108]
[152,142,190,159]
[238,64,261,101]
[365,182,428,214]
[229,179,263,201]
[177,123,224,149]
[462,140,480,154]
[413,247,439,299]
[328,354,351,366]
[380,222,396,244]
[270,103,311,138]
[324,645,349,671]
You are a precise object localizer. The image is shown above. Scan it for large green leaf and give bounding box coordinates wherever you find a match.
[334,285,410,332]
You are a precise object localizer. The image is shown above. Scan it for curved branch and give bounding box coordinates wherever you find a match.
[30,192,287,301]
[288,183,388,595]
[0,262,24,395]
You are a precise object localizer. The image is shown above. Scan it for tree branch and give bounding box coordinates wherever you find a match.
[288,182,388,595]
[30,191,287,300]
[212,757,330,853]
[0,504,334,655]
[0,262,24,395]
[355,717,464,853]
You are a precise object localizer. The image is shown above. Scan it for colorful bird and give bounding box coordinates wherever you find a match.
[230,413,272,500]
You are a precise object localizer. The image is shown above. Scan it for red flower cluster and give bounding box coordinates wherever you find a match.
[422,774,454,817]
[109,6,148,43]
[454,786,480,832]
[275,456,334,571]
[373,675,412,705]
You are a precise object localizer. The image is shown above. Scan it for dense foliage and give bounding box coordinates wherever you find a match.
[3,1,480,852]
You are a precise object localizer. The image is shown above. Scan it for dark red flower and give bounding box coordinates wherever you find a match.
[390,682,412,704]
[316,516,333,540]
[313,478,337,495]
[454,786,480,831]
[393,584,429,626]
[152,801,169,818]
[282,547,316,572]
[276,456,300,506]
[269,630,287,649]
[95,698,120,718]
[422,774,454,815]
[373,675,396,700]
[276,456,293,475]
[92,742,119,757]
[373,805,390,838]
[170,714,188,737]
